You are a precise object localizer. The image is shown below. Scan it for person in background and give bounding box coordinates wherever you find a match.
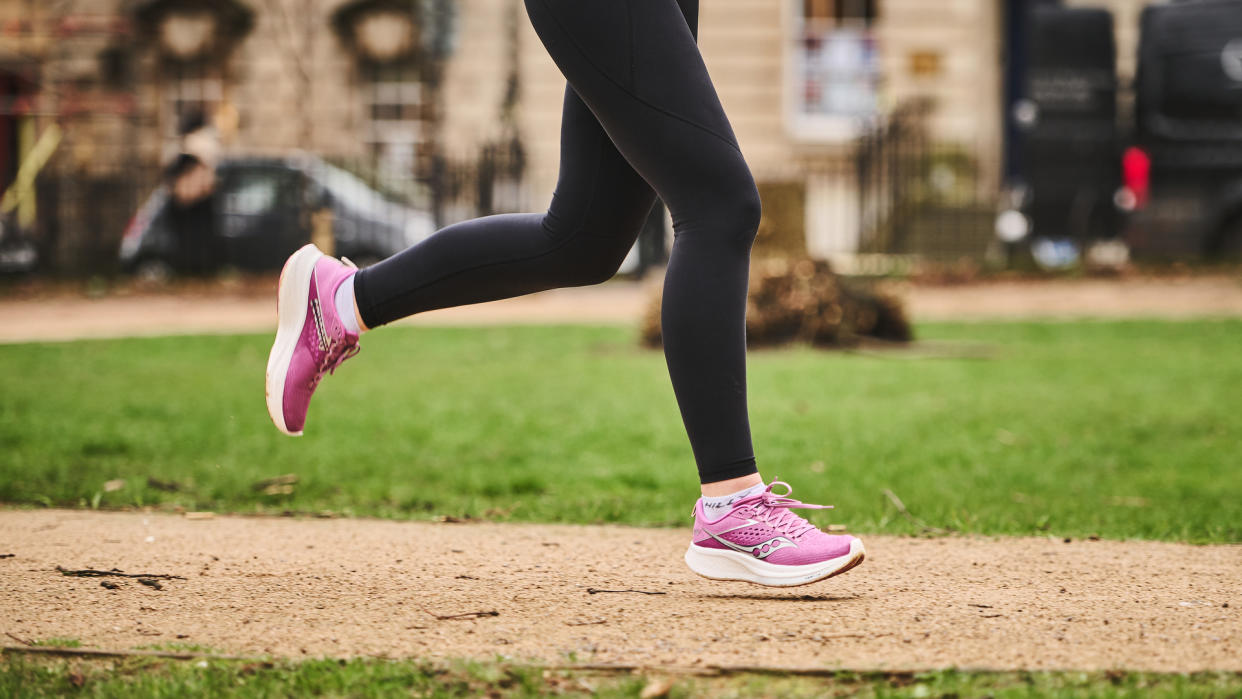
[165,111,219,274]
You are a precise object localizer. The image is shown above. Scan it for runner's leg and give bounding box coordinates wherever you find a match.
[522,0,762,483]
[352,90,656,323]
[353,0,758,484]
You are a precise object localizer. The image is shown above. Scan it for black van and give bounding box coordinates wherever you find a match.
[1124,0,1242,258]
[1023,6,1121,245]
[997,5,1122,267]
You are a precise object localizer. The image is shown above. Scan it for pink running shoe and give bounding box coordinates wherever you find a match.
[265,244,360,436]
[685,481,865,587]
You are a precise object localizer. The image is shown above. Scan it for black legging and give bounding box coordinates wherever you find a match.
[353,0,761,484]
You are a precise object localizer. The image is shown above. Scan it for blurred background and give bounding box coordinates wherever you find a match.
[0,0,1239,282]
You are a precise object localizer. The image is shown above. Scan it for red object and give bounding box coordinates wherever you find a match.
[1122,146,1151,209]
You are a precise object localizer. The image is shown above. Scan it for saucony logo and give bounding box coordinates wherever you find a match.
[697,519,798,560]
[310,298,330,352]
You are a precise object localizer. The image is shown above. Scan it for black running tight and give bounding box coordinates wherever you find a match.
[353,0,761,484]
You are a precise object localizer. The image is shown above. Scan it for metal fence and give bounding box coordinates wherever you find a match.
[748,99,999,267]
[28,165,159,277]
[856,98,996,262]
[5,98,1001,279]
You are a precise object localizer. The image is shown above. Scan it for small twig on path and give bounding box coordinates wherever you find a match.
[422,608,499,621]
[817,632,894,640]
[547,662,923,679]
[1,645,252,661]
[968,604,993,608]
[56,566,186,581]
[5,632,33,646]
[138,579,164,590]
[565,619,607,627]
[0,553,15,559]
[587,588,666,596]
[882,489,952,534]
[483,504,521,518]
[981,614,1004,619]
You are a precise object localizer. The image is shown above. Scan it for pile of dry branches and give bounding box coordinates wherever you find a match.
[641,258,911,348]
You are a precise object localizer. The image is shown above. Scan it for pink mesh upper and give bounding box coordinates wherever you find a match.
[691,482,855,566]
[280,256,359,433]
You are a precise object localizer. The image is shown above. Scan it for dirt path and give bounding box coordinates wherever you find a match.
[0,282,651,344]
[903,275,1242,321]
[2,275,1241,344]
[2,510,1238,673]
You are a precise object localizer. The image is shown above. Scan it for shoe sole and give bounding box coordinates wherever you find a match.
[684,537,865,588]
[265,244,323,436]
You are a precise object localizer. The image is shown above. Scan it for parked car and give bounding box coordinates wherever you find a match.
[119,155,435,275]
[997,6,1121,268]
[1122,0,1242,258]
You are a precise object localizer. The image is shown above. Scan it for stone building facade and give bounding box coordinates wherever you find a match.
[0,0,1157,269]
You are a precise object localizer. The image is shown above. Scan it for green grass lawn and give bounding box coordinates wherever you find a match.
[4,654,1242,698]
[1,320,1240,542]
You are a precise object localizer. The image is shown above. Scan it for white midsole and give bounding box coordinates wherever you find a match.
[684,537,864,587]
[265,244,323,436]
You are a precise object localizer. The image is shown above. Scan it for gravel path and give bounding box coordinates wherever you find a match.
[2,510,1238,672]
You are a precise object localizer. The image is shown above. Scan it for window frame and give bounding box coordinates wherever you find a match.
[159,60,224,144]
[360,58,427,203]
[783,0,882,143]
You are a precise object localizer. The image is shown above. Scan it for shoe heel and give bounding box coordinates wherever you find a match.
[265,244,322,435]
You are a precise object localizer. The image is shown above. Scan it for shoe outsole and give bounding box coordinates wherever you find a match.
[684,537,866,588]
[265,244,322,436]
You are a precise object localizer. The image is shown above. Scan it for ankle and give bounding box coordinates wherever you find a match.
[700,473,763,498]
[698,480,765,519]
[334,275,366,335]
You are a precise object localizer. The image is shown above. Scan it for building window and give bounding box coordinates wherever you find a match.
[161,61,223,142]
[788,0,880,141]
[364,60,426,200]
[141,2,252,151]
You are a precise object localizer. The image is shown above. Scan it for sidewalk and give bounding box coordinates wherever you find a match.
[904,275,1242,321]
[2,274,1240,344]
[0,281,652,344]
